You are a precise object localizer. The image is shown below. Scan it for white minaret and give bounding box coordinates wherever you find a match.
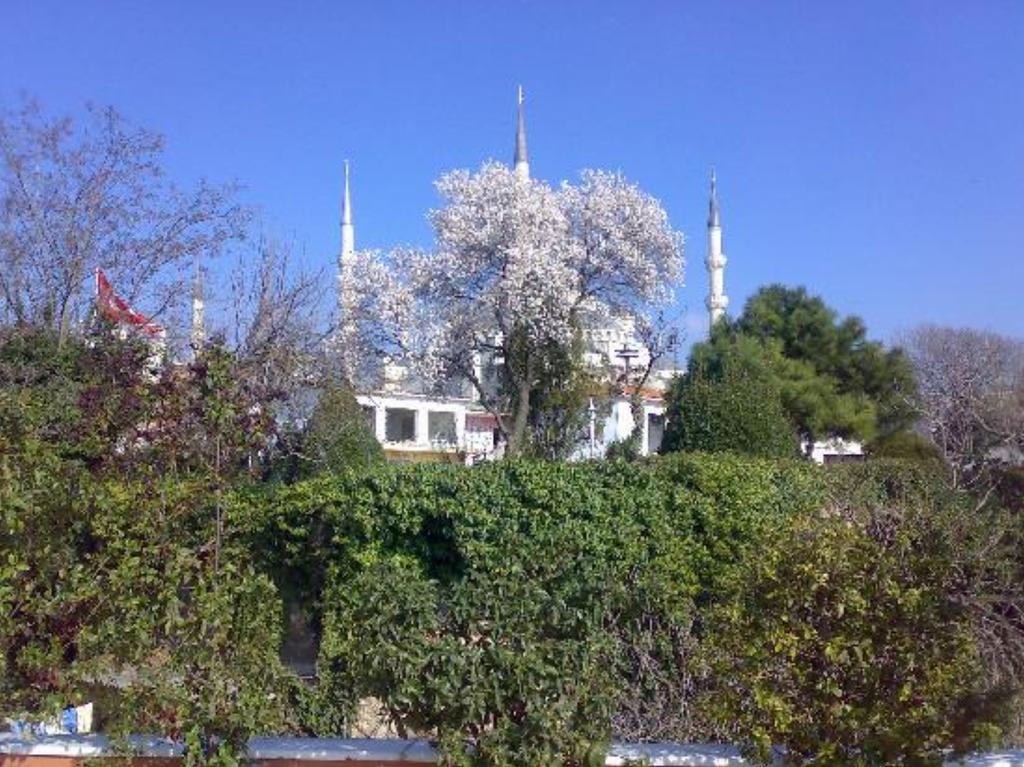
[341,160,355,263]
[513,85,529,181]
[705,169,729,328]
[338,160,356,315]
[337,160,358,380]
[190,255,205,354]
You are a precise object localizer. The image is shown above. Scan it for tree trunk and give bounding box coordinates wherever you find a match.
[628,391,645,451]
[505,350,535,456]
[506,376,532,456]
[58,304,72,348]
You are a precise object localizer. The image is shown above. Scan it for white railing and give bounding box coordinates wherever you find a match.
[2,735,1023,766]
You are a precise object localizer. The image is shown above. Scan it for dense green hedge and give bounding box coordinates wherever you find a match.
[227,455,1024,765]
[6,442,1021,766]
[234,454,824,623]
[233,454,825,761]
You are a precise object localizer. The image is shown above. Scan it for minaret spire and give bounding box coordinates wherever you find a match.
[341,159,355,262]
[337,160,358,381]
[513,85,529,180]
[190,254,205,355]
[338,160,357,318]
[705,168,729,329]
[708,168,721,228]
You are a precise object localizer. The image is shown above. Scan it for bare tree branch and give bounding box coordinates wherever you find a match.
[900,324,1024,492]
[0,98,248,342]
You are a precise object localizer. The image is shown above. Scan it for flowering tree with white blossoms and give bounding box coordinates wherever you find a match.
[348,162,684,455]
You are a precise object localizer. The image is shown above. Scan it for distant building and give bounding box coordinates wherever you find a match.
[807,437,865,464]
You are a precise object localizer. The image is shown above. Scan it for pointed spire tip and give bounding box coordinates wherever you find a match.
[513,85,529,177]
[342,159,353,226]
[708,167,721,228]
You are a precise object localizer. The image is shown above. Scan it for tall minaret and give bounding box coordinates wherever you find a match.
[513,85,529,181]
[190,255,205,354]
[705,169,729,328]
[338,160,356,315]
[341,159,355,265]
[337,160,358,380]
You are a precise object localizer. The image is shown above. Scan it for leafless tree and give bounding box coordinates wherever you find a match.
[901,324,1024,492]
[224,233,332,405]
[0,98,247,342]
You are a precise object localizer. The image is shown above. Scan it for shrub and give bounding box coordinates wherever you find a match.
[102,562,296,767]
[299,384,383,477]
[0,443,296,766]
[12,415,1022,766]
[237,455,825,629]
[701,497,1024,765]
[822,456,953,511]
[0,327,299,765]
[866,430,946,466]
[233,455,1024,761]
[237,454,828,756]
[661,364,797,458]
[318,558,615,766]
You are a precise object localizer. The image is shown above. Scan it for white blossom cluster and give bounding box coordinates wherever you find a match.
[345,162,684,395]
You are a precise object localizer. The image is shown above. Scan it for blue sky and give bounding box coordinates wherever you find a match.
[3,1,1023,345]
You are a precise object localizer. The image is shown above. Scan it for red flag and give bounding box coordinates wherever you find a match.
[95,269,163,337]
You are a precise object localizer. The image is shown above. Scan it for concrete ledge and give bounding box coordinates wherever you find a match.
[606,742,746,765]
[947,756,1024,767]
[2,735,1024,766]
[0,735,183,758]
[246,739,437,763]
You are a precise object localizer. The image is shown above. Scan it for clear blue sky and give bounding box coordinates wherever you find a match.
[3,1,1023,344]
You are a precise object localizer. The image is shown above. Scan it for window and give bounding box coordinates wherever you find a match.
[647,413,665,455]
[361,405,376,432]
[428,411,457,445]
[385,408,417,443]
[823,453,865,464]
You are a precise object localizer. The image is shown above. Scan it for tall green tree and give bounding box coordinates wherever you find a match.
[690,285,916,446]
[735,285,917,437]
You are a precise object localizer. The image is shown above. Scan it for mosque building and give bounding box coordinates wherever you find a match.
[335,89,725,464]
[178,88,858,464]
